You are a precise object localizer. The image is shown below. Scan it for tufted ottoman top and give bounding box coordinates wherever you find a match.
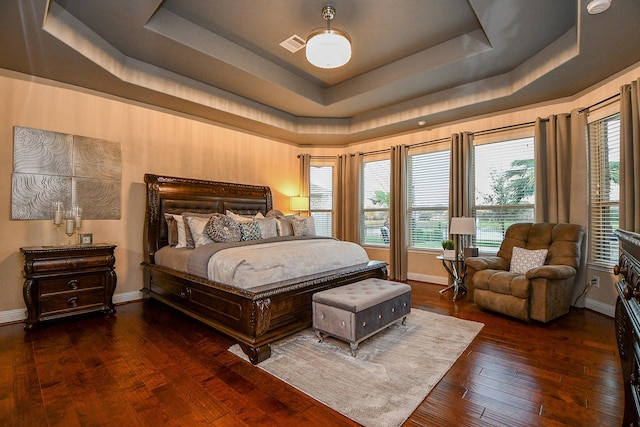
[312,278,411,312]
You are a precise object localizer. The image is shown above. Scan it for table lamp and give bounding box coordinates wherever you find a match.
[290,196,309,215]
[449,216,476,258]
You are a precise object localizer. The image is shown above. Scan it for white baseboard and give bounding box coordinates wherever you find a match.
[584,297,615,318]
[406,272,448,286]
[0,290,144,326]
[0,308,27,324]
[113,290,144,304]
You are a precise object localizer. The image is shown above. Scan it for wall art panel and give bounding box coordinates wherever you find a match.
[11,126,121,220]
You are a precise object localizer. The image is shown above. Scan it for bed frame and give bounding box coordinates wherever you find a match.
[142,174,388,364]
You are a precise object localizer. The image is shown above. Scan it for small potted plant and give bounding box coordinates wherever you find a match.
[442,239,456,258]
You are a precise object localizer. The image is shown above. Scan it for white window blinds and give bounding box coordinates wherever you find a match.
[472,137,535,252]
[310,164,334,237]
[407,144,450,249]
[361,156,390,245]
[588,113,620,266]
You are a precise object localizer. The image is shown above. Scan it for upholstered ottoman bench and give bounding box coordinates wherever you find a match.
[312,278,411,356]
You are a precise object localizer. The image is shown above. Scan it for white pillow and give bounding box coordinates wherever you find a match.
[510,247,548,274]
[275,217,294,236]
[225,210,254,223]
[166,214,188,248]
[184,216,215,248]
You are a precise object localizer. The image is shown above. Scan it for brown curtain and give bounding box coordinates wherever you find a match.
[534,110,588,306]
[448,132,473,225]
[389,145,408,280]
[534,111,588,224]
[620,78,640,232]
[299,154,310,199]
[335,153,361,243]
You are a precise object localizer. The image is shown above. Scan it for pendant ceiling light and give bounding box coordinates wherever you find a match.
[306,5,352,69]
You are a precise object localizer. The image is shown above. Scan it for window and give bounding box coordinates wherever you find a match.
[309,163,334,237]
[361,156,390,245]
[407,143,450,249]
[472,137,535,252]
[588,113,620,266]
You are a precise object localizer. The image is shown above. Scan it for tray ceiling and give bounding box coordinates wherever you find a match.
[1,0,639,145]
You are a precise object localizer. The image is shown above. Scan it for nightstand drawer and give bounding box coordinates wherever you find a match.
[39,274,104,295]
[40,288,106,314]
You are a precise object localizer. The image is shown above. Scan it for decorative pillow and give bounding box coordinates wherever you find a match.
[255,217,277,238]
[165,213,187,248]
[206,214,241,243]
[292,216,316,237]
[182,212,217,248]
[275,217,295,236]
[164,213,179,246]
[239,221,262,241]
[184,216,215,248]
[510,247,548,274]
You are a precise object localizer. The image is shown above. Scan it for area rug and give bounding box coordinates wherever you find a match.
[229,309,484,427]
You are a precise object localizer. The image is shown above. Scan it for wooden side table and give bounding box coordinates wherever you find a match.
[437,255,467,301]
[21,244,117,330]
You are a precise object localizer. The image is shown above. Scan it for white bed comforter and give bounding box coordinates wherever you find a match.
[207,239,370,289]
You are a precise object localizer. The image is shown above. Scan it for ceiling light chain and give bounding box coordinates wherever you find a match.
[306,5,352,69]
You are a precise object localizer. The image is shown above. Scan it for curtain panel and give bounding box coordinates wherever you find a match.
[534,110,588,306]
[448,132,474,229]
[389,145,408,280]
[620,78,640,232]
[335,153,362,243]
[299,154,310,199]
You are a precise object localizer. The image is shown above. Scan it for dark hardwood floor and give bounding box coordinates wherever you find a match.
[0,281,622,426]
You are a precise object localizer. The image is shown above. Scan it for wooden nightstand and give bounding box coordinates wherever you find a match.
[21,244,117,330]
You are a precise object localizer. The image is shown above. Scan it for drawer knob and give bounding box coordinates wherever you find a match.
[68,279,79,290]
[67,297,78,308]
[614,265,627,275]
[180,287,192,299]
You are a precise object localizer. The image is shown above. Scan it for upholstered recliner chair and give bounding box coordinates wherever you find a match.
[465,222,584,323]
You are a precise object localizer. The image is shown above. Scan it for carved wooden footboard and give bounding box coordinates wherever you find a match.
[142,174,388,364]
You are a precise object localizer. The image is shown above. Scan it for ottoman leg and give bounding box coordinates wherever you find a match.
[314,330,326,342]
[402,316,407,325]
[350,342,359,357]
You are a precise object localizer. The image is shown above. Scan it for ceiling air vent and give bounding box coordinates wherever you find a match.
[279,34,306,53]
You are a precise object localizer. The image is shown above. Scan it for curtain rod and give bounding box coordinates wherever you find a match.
[407,136,451,150]
[472,121,536,137]
[579,93,619,113]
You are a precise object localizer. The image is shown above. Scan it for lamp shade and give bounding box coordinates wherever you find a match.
[450,217,476,235]
[306,29,351,69]
[290,196,309,212]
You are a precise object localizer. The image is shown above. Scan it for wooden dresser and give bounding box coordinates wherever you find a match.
[614,229,640,426]
[21,244,117,330]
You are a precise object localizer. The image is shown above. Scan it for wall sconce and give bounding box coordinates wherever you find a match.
[290,196,309,215]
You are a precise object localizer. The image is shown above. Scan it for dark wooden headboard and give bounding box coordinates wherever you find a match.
[143,174,273,264]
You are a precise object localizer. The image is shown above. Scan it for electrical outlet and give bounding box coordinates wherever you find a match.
[591,275,600,288]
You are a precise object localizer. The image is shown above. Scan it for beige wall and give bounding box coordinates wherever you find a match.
[2,61,639,321]
[0,71,301,320]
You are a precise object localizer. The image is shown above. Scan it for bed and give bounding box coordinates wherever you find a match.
[142,174,388,364]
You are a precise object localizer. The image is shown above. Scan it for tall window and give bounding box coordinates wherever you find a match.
[588,113,620,266]
[472,137,535,252]
[407,143,450,249]
[361,155,390,245]
[309,162,334,237]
